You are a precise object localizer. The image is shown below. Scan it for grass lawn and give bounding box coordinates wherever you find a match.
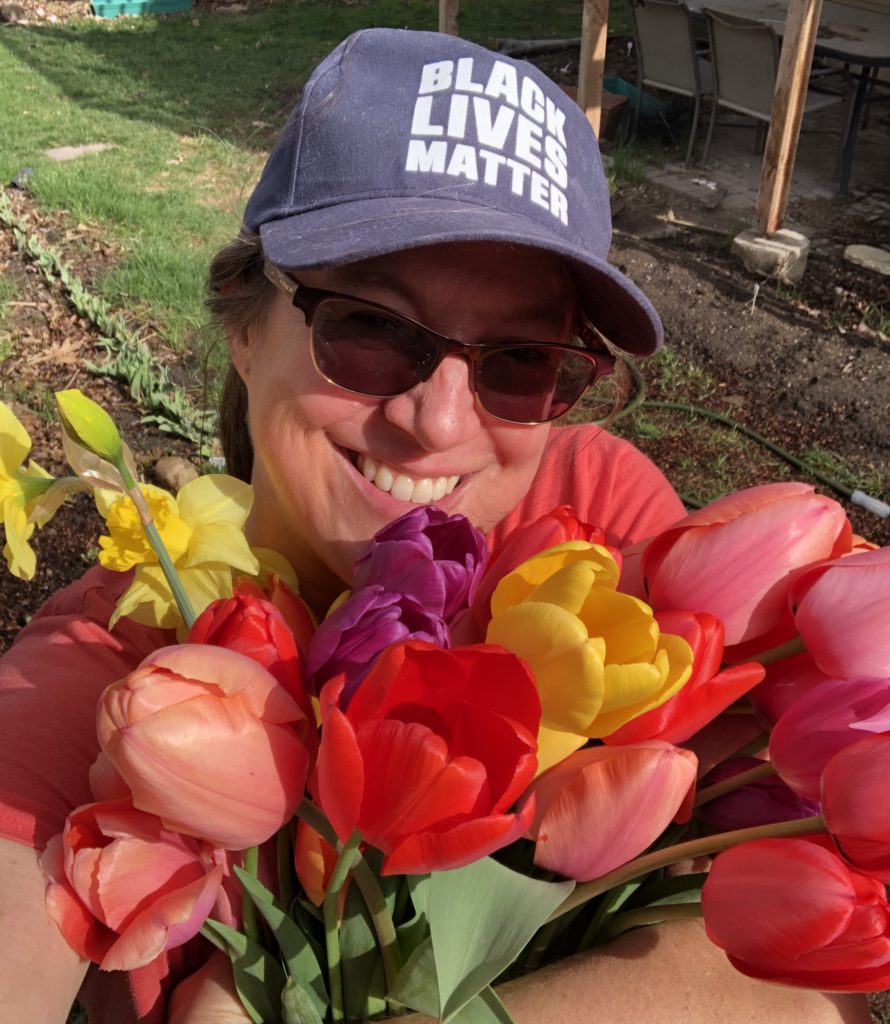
[0,1,619,383]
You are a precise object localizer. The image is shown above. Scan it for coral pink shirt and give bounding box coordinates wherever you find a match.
[0,424,683,1022]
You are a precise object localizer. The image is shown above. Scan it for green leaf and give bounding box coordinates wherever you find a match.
[430,858,574,1022]
[201,918,285,1024]
[391,942,516,1024]
[396,875,431,960]
[282,975,325,1024]
[234,866,329,1020]
[629,872,707,907]
[340,878,387,1021]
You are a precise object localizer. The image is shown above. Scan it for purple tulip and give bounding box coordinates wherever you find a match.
[352,507,487,625]
[306,585,449,701]
[697,757,820,832]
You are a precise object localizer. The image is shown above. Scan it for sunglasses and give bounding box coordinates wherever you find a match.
[263,262,614,425]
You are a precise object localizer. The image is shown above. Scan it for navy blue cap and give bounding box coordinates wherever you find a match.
[244,28,662,355]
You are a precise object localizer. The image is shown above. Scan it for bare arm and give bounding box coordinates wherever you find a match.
[0,837,88,1024]
[166,919,871,1023]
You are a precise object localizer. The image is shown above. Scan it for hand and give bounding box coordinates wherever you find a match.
[166,951,252,1024]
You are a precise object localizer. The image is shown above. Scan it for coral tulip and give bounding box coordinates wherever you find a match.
[821,734,890,882]
[485,543,692,770]
[41,798,225,970]
[316,640,539,875]
[524,742,697,880]
[188,590,313,723]
[696,757,819,832]
[641,482,851,649]
[352,506,487,625]
[770,676,890,801]
[748,652,830,729]
[306,585,449,700]
[791,546,890,679]
[294,819,338,907]
[236,569,316,657]
[97,644,311,849]
[605,611,764,745]
[702,837,890,991]
[472,506,606,628]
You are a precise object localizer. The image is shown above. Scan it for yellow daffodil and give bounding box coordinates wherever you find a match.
[486,542,693,772]
[97,475,259,630]
[0,401,56,580]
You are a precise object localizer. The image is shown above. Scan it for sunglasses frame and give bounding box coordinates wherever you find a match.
[263,261,615,425]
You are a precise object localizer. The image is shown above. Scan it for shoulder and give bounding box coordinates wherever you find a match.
[493,424,685,550]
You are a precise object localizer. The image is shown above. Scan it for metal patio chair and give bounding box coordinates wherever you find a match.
[629,0,714,166]
[700,8,845,167]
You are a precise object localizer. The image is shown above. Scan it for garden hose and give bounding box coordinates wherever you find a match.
[613,356,889,519]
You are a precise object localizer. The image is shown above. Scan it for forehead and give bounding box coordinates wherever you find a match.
[304,241,578,323]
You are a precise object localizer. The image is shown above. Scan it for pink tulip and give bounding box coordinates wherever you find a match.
[471,505,607,629]
[641,483,851,648]
[770,676,890,801]
[822,734,890,882]
[702,837,890,991]
[791,546,890,678]
[97,644,311,849]
[748,652,829,729]
[41,798,225,970]
[524,741,697,881]
[604,611,764,745]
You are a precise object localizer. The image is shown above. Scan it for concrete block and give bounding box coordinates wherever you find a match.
[45,143,116,162]
[731,228,810,284]
[844,244,890,277]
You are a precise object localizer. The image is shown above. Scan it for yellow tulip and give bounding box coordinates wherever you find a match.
[486,544,693,772]
[97,475,259,630]
[0,401,55,580]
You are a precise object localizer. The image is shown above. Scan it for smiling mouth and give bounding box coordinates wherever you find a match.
[353,454,460,504]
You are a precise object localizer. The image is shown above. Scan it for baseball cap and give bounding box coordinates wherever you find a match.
[244,27,662,355]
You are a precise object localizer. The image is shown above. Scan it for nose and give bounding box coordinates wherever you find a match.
[381,352,484,452]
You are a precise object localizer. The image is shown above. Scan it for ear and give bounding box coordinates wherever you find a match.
[226,321,254,385]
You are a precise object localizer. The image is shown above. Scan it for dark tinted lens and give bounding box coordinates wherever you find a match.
[477,346,597,422]
[310,298,440,396]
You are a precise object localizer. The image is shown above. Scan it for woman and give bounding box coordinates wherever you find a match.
[0,27,870,1024]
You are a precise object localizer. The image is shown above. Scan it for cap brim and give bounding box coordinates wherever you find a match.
[258,197,662,356]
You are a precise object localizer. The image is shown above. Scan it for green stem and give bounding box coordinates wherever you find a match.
[522,918,561,973]
[324,831,362,1024]
[277,822,294,913]
[297,801,402,1000]
[739,635,807,666]
[116,459,196,628]
[602,902,704,941]
[546,814,827,923]
[241,846,259,942]
[729,729,771,760]
[694,760,777,807]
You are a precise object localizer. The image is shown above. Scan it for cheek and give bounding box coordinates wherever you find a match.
[464,424,551,531]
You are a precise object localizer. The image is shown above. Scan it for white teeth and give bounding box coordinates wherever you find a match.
[356,456,460,504]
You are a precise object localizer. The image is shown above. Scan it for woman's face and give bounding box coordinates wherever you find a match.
[230,241,577,610]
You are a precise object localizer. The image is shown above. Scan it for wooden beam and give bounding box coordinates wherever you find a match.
[755,0,823,233]
[439,0,459,36]
[578,0,610,136]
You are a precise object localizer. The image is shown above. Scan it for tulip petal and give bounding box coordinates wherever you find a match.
[534,726,587,774]
[317,678,365,843]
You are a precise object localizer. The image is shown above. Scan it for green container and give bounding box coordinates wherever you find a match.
[92,0,193,16]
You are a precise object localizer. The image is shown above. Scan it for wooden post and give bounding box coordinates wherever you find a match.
[439,0,459,36]
[578,0,610,136]
[755,0,823,234]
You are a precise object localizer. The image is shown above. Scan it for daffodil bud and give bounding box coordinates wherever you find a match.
[55,389,124,465]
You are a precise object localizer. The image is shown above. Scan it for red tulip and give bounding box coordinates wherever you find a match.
[41,798,225,970]
[769,676,890,801]
[97,644,311,849]
[748,652,829,729]
[471,506,606,629]
[316,640,540,875]
[822,734,890,882]
[524,741,697,881]
[641,483,851,649]
[604,611,764,744]
[703,837,890,991]
[791,546,890,678]
[188,590,314,729]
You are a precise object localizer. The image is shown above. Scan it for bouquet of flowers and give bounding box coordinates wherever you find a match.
[2,391,889,1023]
